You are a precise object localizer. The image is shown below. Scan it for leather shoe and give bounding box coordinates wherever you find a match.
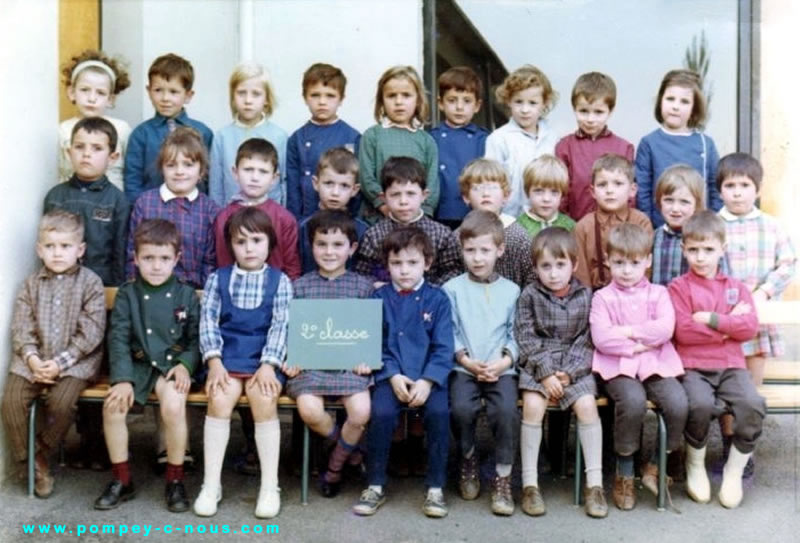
[94,480,136,510]
[612,474,636,510]
[166,480,190,512]
[34,451,54,498]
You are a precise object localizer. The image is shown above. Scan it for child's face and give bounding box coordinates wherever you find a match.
[382,76,418,126]
[134,243,179,286]
[682,236,725,279]
[233,77,267,125]
[233,156,278,201]
[312,228,356,278]
[304,82,343,125]
[574,96,611,138]
[382,181,428,224]
[660,186,697,230]
[527,186,562,220]
[36,230,85,274]
[660,85,694,132]
[231,228,270,271]
[463,181,508,215]
[67,69,114,117]
[312,168,359,210]
[509,86,545,133]
[462,234,504,281]
[163,151,202,197]
[147,75,194,118]
[535,249,577,292]
[68,128,118,181]
[720,174,759,216]
[438,89,481,128]
[608,251,652,288]
[591,169,636,213]
[387,246,430,290]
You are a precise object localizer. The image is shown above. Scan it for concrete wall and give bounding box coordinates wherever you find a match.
[0,0,60,483]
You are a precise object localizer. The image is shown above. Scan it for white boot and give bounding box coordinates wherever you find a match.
[719,445,752,509]
[685,444,711,503]
[254,419,281,518]
[193,416,229,517]
[193,485,222,517]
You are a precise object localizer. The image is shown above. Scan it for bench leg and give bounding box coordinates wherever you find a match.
[28,399,37,498]
[657,411,667,511]
[301,423,310,506]
[574,415,582,506]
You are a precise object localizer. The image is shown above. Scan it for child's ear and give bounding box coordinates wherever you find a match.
[424,258,433,272]
[348,241,359,257]
[77,242,87,259]
[183,89,195,104]
[109,150,121,164]
[231,165,240,180]
[311,175,320,191]
[66,85,77,104]
[496,242,506,259]
[351,183,361,196]
[629,181,638,199]
[462,194,472,206]
[572,259,579,274]
[422,188,431,200]
[644,253,653,270]
[473,99,482,114]
[437,97,445,112]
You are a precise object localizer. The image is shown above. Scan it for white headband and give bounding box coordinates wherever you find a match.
[71,60,117,88]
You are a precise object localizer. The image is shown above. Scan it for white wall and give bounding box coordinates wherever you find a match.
[0,0,60,483]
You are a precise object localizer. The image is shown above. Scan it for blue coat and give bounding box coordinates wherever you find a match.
[429,122,488,221]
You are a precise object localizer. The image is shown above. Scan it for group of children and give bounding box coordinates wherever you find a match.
[2,48,796,523]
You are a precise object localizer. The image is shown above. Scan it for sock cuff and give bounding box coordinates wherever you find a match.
[254,418,280,433]
[327,424,340,440]
[577,419,601,430]
[205,415,230,429]
[338,437,357,451]
[521,420,543,429]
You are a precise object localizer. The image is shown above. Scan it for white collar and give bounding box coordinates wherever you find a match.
[389,210,424,225]
[380,116,423,132]
[160,184,199,202]
[719,207,762,221]
[231,192,270,205]
[232,263,267,275]
[499,213,516,228]
[525,209,558,226]
[392,278,425,292]
[234,112,267,129]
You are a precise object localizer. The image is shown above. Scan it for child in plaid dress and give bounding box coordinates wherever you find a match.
[515,227,607,518]
[284,210,373,498]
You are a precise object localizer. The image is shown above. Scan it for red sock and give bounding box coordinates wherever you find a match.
[165,462,184,482]
[111,461,131,486]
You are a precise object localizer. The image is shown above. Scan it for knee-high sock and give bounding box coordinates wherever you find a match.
[578,420,603,488]
[255,419,281,490]
[521,421,542,488]
[202,416,230,491]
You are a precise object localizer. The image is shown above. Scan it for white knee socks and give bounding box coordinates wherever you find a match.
[578,420,603,488]
[520,421,542,488]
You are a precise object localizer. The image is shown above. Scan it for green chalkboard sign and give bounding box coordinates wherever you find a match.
[287,299,383,370]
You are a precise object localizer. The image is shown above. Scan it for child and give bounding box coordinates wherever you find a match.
[352,227,454,518]
[358,65,439,224]
[668,210,764,509]
[590,224,688,510]
[298,147,368,274]
[515,227,607,518]
[635,69,722,228]
[458,158,533,288]
[126,127,219,289]
[45,117,130,286]
[284,210,374,497]
[443,210,520,515]
[555,72,634,222]
[574,154,653,290]
[516,154,576,238]
[485,64,559,217]
[1,210,105,498]
[94,219,199,512]
[354,156,461,285]
[210,63,287,207]
[213,138,300,279]
[286,63,360,220]
[194,206,292,519]
[59,49,131,191]
[430,66,488,229]
[125,53,213,203]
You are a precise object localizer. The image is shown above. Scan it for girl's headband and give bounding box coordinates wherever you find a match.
[71,60,117,88]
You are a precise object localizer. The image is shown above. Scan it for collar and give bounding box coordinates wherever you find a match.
[316,269,347,281]
[659,126,694,137]
[231,192,270,206]
[309,117,339,127]
[234,112,267,129]
[574,126,611,140]
[595,206,631,224]
[232,263,267,276]
[440,121,479,134]
[688,268,725,282]
[389,210,424,225]
[525,210,559,227]
[380,116,423,132]
[38,264,80,279]
[160,183,199,202]
[610,277,650,292]
[662,223,682,237]
[507,117,548,139]
[69,174,109,191]
[138,273,177,292]
[393,278,425,293]
[155,109,188,126]
[467,271,499,284]
[533,276,581,298]
[719,207,761,221]
[499,213,516,228]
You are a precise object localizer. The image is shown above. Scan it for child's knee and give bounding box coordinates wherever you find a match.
[522,393,546,422]
[297,399,326,425]
[346,401,371,427]
[159,397,186,425]
[573,396,599,422]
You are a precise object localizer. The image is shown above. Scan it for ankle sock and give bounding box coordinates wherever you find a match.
[112,461,131,486]
[165,462,184,482]
[496,463,512,478]
[326,438,357,482]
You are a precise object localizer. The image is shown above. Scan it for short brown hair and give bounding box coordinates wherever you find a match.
[39,209,84,242]
[302,63,347,97]
[374,65,429,124]
[654,164,706,212]
[532,227,578,265]
[306,209,358,246]
[654,69,707,129]
[133,218,180,254]
[571,72,617,110]
[224,207,277,258]
[381,156,426,192]
[316,147,359,178]
[72,117,118,152]
[235,138,278,169]
[148,53,194,90]
[438,66,483,100]
[381,226,435,266]
[495,65,557,115]
[157,126,209,179]
[591,153,634,185]
[458,158,510,197]
[606,224,652,259]
[716,152,763,192]
[682,210,726,245]
[523,154,568,195]
[459,209,504,247]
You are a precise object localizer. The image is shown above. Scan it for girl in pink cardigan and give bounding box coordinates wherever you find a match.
[589,224,688,511]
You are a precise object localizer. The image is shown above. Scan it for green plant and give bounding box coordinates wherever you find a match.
[684,30,713,125]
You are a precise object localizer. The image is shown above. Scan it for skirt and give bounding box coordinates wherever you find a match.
[518,370,597,410]
[286,370,371,399]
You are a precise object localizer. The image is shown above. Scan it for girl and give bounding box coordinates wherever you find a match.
[209,63,288,207]
[358,65,439,224]
[635,69,721,228]
[60,50,131,190]
[194,206,292,519]
[485,65,559,218]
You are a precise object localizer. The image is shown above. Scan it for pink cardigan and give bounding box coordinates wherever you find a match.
[590,278,683,381]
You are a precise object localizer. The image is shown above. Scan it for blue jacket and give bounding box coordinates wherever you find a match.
[429,122,488,221]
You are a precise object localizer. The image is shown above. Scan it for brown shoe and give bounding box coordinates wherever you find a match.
[458,455,480,500]
[584,486,608,518]
[34,451,54,498]
[641,462,673,497]
[521,485,546,516]
[612,474,636,510]
[490,475,514,516]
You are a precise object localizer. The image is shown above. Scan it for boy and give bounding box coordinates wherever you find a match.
[430,66,488,229]
[214,138,300,279]
[354,156,461,285]
[668,210,764,509]
[125,53,213,202]
[443,210,520,515]
[286,63,360,220]
[353,227,454,518]
[298,147,368,274]
[95,219,199,512]
[574,154,652,290]
[555,72,634,222]
[515,154,576,238]
[44,117,130,286]
[2,210,105,498]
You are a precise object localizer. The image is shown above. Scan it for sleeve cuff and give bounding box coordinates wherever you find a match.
[53,351,75,371]
[203,350,222,363]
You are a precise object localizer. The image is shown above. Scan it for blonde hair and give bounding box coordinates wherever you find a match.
[606,224,652,259]
[39,209,84,242]
[591,153,634,185]
[229,63,277,118]
[495,64,557,115]
[654,164,705,212]
[374,65,429,124]
[458,158,510,197]
[523,154,568,195]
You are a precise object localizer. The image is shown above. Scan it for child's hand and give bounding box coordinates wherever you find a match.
[389,374,414,403]
[692,311,712,325]
[247,364,282,398]
[353,364,372,376]
[38,359,60,383]
[408,379,432,408]
[632,342,651,354]
[541,375,564,400]
[555,371,571,387]
[166,363,191,394]
[731,302,753,316]
[482,356,512,381]
[105,382,134,412]
[205,358,231,396]
[282,363,302,378]
[459,356,485,377]
[26,354,43,373]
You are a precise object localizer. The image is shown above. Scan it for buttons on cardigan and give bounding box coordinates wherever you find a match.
[147,328,152,335]
[144,294,150,300]
[440,164,446,170]
[305,141,311,147]
[166,292,172,298]
[166,355,173,361]
[151,361,158,367]
[305,170,311,176]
